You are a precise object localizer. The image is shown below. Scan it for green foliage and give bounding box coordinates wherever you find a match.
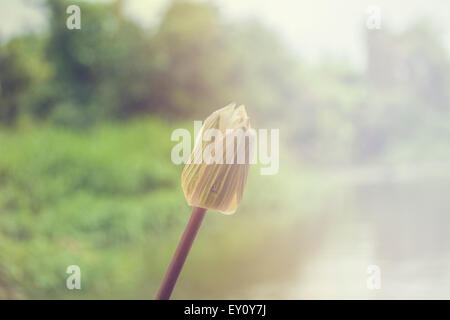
[46,0,155,124]
[148,1,235,117]
[0,35,52,124]
[148,1,306,121]
[0,118,314,298]
[0,118,186,298]
[2,0,309,126]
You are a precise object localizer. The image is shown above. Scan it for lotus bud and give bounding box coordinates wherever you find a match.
[182,103,255,214]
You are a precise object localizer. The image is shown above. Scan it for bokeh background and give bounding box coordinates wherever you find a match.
[1,0,450,299]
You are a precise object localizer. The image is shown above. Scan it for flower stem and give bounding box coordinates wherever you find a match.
[155,206,207,300]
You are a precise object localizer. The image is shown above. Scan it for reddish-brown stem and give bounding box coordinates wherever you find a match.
[155,206,207,300]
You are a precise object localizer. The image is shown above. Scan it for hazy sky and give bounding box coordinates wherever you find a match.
[1,0,449,68]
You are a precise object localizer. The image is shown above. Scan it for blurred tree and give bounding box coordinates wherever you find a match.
[2,0,308,126]
[363,21,450,161]
[148,1,235,117]
[0,36,51,125]
[148,0,307,124]
[367,21,450,110]
[46,0,155,126]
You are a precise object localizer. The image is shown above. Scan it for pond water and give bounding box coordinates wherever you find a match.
[238,167,450,299]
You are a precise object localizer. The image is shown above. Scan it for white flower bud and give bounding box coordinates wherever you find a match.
[182,103,255,214]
